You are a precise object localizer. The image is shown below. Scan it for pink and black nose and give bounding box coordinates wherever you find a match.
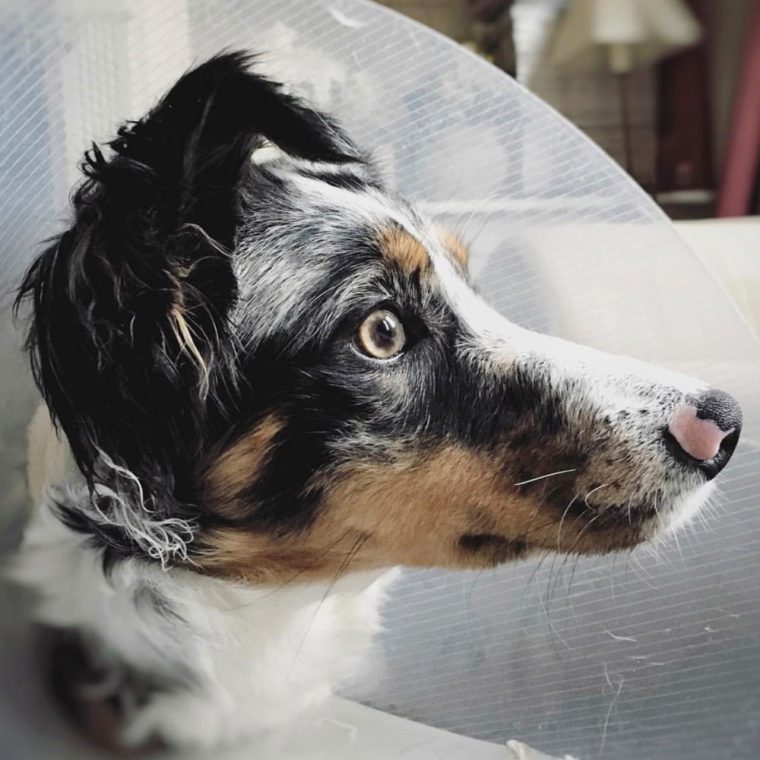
[665,390,742,478]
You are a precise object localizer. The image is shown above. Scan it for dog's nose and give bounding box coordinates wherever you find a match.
[666,390,742,478]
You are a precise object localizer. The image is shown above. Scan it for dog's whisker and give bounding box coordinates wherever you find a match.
[583,482,609,507]
[556,493,580,552]
[523,549,552,592]
[514,468,577,487]
[565,552,585,601]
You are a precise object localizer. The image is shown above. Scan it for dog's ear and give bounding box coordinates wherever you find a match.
[16,52,358,517]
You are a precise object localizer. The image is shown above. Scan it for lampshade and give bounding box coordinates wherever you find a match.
[551,0,702,73]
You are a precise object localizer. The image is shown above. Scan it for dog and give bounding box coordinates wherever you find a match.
[12,52,742,750]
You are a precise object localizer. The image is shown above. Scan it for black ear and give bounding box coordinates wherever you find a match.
[16,52,357,526]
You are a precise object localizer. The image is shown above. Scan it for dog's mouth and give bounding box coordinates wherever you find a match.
[458,533,531,564]
[456,520,642,566]
[456,482,714,567]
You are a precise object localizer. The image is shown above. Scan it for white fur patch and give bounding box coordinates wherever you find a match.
[90,450,195,569]
[285,174,420,234]
[13,405,399,749]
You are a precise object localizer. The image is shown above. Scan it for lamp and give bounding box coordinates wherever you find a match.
[550,0,702,177]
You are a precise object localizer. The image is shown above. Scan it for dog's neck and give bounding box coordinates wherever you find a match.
[16,405,396,749]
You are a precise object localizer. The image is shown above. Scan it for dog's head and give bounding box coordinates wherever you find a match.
[18,53,742,582]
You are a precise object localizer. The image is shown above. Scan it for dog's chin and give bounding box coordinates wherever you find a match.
[647,480,716,542]
[579,480,717,554]
[459,481,717,568]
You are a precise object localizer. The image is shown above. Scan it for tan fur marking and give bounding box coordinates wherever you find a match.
[437,229,470,269]
[205,414,284,516]
[170,304,210,394]
[378,228,431,273]
[199,444,638,583]
[198,528,371,584]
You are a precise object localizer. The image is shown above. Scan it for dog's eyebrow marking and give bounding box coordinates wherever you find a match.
[435,228,470,270]
[377,227,431,273]
[422,228,525,361]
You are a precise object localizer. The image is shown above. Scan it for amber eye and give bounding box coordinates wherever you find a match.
[357,309,406,359]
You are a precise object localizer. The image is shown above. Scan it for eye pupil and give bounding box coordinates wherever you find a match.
[375,317,396,344]
[357,309,406,359]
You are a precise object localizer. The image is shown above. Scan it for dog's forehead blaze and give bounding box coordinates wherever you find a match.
[198,443,640,582]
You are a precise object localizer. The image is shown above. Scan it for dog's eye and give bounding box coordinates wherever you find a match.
[357,309,406,359]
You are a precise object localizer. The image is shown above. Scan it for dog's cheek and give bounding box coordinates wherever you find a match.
[192,443,508,579]
[316,444,548,568]
[203,413,284,518]
[194,451,642,582]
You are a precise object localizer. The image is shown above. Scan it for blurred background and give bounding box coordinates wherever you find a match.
[375,0,760,335]
[378,0,760,220]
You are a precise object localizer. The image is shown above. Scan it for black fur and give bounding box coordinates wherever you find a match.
[15,53,362,553]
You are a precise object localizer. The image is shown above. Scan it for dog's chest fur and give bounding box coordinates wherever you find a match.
[17,405,396,748]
